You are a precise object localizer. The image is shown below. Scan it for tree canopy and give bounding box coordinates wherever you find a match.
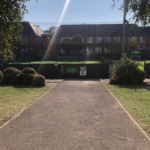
[112,0,150,26]
[62,37,72,51]
[0,0,34,61]
[72,34,83,51]
[127,37,140,50]
[62,34,83,52]
[44,26,56,36]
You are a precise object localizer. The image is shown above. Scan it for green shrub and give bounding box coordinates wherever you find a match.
[31,74,45,86]
[1,67,20,84]
[17,73,45,86]
[0,71,3,81]
[21,67,36,75]
[110,54,145,85]
[3,67,20,76]
[1,67,45,86]
[15,67,37,85]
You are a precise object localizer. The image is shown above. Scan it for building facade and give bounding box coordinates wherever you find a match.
[12,22,49,59]
[12,23,150,60]
[47,24,149,60]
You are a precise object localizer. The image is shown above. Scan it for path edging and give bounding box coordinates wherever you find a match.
[0,80,63,129]
[100,80,150,142]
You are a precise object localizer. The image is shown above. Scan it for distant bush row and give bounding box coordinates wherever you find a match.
[0,67,45,86]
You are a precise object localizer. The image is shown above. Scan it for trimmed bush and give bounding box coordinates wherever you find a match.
[0,71,3,82]
[1,67,20,84]
[15,67,37,85]
[14,73,34,85]
[3,67,20,76]
[21,67,36,75]
[1,67,45,86]
[31,74,45,86]
[110,54,145,85]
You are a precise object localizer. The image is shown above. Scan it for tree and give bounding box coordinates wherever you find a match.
[0,0,35,61]
[44,26,56,36]
[71,34,83,52]
[62,34,84,53]
[112,0,150,26]
[62,37,72,52]
[127,37,140,50]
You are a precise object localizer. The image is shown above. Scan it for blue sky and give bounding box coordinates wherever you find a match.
[24,0,135,30]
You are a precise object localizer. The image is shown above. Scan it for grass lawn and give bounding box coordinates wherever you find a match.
[8,61,101,65]
[134,60,150,71]
[106,83,150,137]
[0,85,53,126]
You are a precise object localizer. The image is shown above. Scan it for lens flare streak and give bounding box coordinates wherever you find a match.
[43,0,70,60]
[58,0,70,25]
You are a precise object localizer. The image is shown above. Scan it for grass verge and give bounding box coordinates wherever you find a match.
[8,61,101,65]
[105,83,150,137]
[0,85,53,126]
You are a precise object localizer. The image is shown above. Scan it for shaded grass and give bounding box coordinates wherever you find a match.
[106,83,150,136]
[0,85,53,126]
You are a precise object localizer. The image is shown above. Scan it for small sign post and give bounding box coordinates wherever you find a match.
[131,51,141,54]
[80,66,87,76]
[54,62,59,78]
[67,68,77,73]
[54,62,59,68]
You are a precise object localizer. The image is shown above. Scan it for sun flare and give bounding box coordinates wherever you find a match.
[38,0,71,72]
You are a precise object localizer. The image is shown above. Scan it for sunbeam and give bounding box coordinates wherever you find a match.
[37,0,71,73]
[58,0,70,26]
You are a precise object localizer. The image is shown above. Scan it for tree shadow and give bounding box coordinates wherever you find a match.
[118,83,150,92]
[0,84,45,88]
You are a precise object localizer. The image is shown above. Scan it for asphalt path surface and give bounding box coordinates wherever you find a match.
[0,80,150,150]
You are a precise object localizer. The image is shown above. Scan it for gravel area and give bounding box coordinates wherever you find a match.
[0,80,150,150]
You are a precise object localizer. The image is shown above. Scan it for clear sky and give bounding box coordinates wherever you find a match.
[24,0,135,30]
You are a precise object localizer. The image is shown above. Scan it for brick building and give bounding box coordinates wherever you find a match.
[47,24,148,60]
[12,22,49,59]
[12,23,150,60]
[140,27,150,48]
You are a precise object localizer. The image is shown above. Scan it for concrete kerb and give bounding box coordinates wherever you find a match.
[0,80,63,129]
[100,79,150,142]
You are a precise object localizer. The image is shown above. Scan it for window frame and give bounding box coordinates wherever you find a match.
[104,37,111,43]
[87,37,93,43]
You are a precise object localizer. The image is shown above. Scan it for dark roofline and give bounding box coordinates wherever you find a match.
[21,22,44,36]
[56,24,147,37]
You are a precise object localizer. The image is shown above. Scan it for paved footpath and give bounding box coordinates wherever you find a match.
[0,80,150,150]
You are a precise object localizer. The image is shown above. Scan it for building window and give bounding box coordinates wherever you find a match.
[21,48,29,57]
[86,47,93,53]
[61,49,63,53]
[104,37,111,43]
[95,37,102,43]
[112,46,120,53]
[21,37,28,45]
[104,47,111,53]
[113,37,120,43]
[132,37,137,40]
[95,47,102,53]
[11,48,14,54]
[140,37,145,43]
[104,47,108,53]
[60,48,66,53]
[82,37,85,43]
[60,37,64,43]
[87,37,93,43]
